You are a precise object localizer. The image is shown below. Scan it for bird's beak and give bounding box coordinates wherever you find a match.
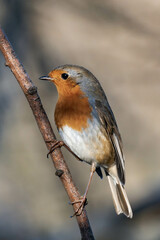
[39,76,53,81]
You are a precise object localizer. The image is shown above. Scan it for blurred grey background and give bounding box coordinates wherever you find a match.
[0,0,160,239]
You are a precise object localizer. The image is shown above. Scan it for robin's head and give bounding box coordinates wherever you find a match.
[39,65,96,97]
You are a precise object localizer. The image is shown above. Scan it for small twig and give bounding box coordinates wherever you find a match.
[0,26,95,240]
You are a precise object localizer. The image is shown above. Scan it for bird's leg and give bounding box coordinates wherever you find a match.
[70,162,96,217]
[46,140,82,161]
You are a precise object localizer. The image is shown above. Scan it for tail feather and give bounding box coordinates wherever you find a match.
[107,175,122,215]
[107,166,133,218]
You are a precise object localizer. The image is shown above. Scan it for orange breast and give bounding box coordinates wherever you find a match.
[55,87,92,131]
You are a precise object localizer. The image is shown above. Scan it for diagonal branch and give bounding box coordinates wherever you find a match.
[0,26,95,240]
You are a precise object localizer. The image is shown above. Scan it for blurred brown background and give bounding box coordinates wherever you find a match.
[0,0,160,239]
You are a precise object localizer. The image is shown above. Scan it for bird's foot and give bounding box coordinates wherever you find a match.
[46,140,64,158]
[69,196,88,217]
[46,140,82,162]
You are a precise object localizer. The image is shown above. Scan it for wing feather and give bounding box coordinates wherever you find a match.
[95,100,125,184]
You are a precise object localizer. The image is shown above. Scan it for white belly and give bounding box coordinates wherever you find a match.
[58,118,113,165]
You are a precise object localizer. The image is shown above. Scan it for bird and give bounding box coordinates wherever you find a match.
[39,64,133,218]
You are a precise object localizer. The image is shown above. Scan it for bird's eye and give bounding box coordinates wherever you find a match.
[61,73,69,80]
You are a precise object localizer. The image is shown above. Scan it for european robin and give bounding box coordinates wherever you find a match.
[39,65,133,218]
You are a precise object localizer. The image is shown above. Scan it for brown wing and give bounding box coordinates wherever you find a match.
[95,100,125,185]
